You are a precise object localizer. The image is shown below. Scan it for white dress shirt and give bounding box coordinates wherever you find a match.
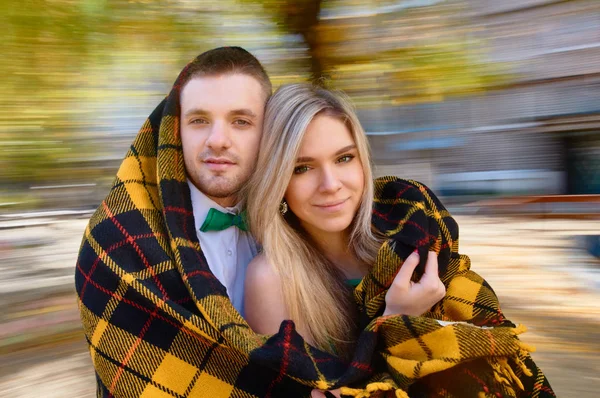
[187,180,258,316]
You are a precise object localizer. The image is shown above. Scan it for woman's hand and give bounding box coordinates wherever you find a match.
[311,388,341,398]
[383,251,445,317]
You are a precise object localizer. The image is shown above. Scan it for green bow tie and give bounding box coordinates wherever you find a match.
[199,208,248,232]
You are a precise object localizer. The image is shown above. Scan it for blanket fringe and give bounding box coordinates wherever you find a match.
[489,357,523,395]
[340,382,409,398]
[395,390,410,398]
[513,326,536,354]
[518,341,536,353]
[512,324,528,336]
[514,352,534,377]
[511,324,535,376]
[499,358,525,391]
[483,323,538,396]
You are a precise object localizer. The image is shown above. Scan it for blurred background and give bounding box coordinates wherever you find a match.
[1,0,599,396]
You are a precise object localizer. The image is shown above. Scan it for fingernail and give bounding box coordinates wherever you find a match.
[412,249,418,254]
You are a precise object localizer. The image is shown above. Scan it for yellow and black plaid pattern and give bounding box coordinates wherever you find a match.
[348,178,554,397]
[75,54,554,397]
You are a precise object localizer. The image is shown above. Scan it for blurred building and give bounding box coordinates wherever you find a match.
[366,0,600,196]
[3,0,599,213]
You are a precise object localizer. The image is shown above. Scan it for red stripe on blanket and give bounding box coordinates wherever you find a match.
[77,262,210,345]
[265,322,294,398]
[164,206,193,216]
[108,306,159,396]
[103,201,170,300]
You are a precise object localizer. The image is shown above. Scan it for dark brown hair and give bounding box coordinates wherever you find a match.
[180,46,272,100]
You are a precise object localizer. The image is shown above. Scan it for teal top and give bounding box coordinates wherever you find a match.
[345,278,362,288]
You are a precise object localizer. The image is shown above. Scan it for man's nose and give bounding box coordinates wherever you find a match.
[205,121,232,150]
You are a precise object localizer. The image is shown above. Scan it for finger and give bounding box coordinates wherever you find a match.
[439,280,446,297]
[328,389,342,398]
[423,251,439,277]
[394,250,420,286]
[311,390,325,398]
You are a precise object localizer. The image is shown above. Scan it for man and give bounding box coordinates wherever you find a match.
[76,47,300,396]
[76,47,552,397]
[177,47,270,314]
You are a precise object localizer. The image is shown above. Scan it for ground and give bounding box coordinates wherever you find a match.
[0,215,598,397]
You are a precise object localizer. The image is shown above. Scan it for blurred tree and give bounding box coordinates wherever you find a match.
[243,0,510,105]
[0,0,216,190]
[0,0,512,208]
[254,0,326,83]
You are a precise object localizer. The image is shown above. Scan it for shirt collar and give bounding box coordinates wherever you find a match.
[187,180,243,231]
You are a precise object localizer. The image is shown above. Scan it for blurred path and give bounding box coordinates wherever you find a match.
[457,216,600,398]
[0,218,95,398]
[0,216,599,397]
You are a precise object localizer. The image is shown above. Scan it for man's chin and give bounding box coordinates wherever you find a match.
[189,171,246,201]
[200,181,241,200]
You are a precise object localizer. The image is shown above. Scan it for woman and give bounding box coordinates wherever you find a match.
[242,84,554,398]
[244,84,446,359]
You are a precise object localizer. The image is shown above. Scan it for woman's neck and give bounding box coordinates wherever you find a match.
[303,225,366,279]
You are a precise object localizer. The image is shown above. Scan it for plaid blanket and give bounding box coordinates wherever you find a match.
[75,57,554,398]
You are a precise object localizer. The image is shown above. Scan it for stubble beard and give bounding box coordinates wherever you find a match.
[188,162,253,204]
[192,172,243,198]
[185,149,245,199]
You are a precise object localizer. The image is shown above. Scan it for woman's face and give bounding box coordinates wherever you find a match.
[285,114,365,237]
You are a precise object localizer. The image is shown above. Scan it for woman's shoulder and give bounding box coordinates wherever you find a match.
[245,253,282,293]
[247,253,277,279]
[244,253,288,334]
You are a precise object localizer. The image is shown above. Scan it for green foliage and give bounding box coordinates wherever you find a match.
[0,0,216,189]
[1,0,514,206]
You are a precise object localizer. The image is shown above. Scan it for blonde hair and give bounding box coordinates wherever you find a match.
[246,84,381,358]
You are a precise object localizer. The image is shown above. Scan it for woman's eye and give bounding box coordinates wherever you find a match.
[293,165,310,174]
[337,154,355,163]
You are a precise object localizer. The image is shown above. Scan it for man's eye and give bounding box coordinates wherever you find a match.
[190,118,208,124]
[233,119,251,126]
[337,154,355,163]
[293,165,310,174]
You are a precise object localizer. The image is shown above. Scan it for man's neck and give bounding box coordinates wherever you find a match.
[186,180,242,222]
[207,194,238,209]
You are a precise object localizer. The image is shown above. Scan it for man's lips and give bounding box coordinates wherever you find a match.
[203,157,235,164]
[203,158,235,170]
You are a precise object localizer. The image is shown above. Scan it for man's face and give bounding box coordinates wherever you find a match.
[180,73,266,207]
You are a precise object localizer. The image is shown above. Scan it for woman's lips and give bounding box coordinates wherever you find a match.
[314,198,349,213]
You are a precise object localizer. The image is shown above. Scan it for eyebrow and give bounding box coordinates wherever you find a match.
[183,108,208,119]
[296,144,357,163]
[183,108,258,119]
[229,109,258,118]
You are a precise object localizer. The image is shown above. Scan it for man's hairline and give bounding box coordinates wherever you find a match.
[181,71,272,103]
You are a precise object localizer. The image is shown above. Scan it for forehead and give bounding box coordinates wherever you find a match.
[180,73,266,114]
[299,115,355,156]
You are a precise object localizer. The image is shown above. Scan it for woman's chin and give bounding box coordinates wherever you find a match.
[307,218,353,234]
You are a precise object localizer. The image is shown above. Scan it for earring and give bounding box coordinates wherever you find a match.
[279,200,288,215]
